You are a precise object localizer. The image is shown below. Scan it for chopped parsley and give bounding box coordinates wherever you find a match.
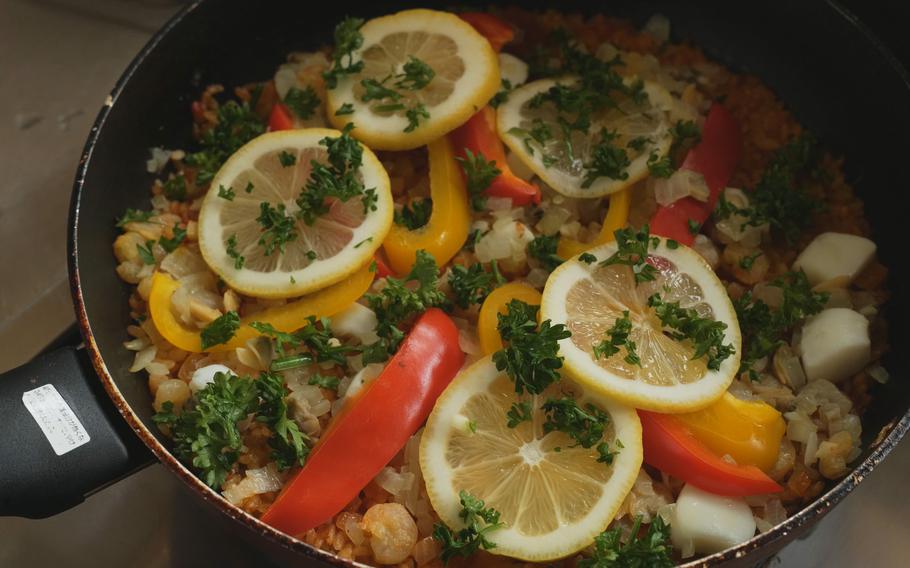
[394,56,436,90]
[687,219,701,235]
[255,370,311,469]
[542,396,611,452]
[163,173,187,200]
[647,294,735,370]
[646,152,674,178]
[527,234,564,271]
[600,225,658,284]
[492,300,571,395]
[185,100,266,185]
[322,17,365,89]
[670,119,701,153]
[335,102,355,115]
[226,234,244,269]
[295,124,376,224]
[448,262,503,309]
[457,148,501,211]
[251,317,357,365]
[489,78,513,108]
[508,118,553,158]
[593,310,641,366]
[394,198,433,230]
[405,103,430,132]
[354,237,373,248]
[433,491,504,564]
[583,129,630,187]
[739,251,762,270]
[362,250,446,363]
[308,374,341,390]
[627,136,652,152]
[153,371,310,487]
[137,240,156,265]
[200,311,241,350]
[244,181,254,193]
[278,150,297,167]
[735,270,827,376]
[666,239,679,249]
[578,252,597,264]
[284,85,320,119]
[158,225,187,253]
[506,401,532,428]
[579,515,674,568]
[714,134,822,243]
[116,208,152,227]
[217,184,235,201]
[257,202,297,256]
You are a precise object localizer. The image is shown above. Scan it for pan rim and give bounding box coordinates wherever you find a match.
[65,0,910,565]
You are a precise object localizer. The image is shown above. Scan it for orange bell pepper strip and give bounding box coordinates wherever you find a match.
[459,12,514,52]
[649,104,742,244]
[383,136,471,275]
[148,264,374,353]
[448,106,541,206]
[556,187,632,259]
[639,409,783,496]
[477,282,543,355]
[675,392,786,472]
[262,308,465,536]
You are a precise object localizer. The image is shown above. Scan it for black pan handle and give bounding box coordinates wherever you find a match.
[0,346,155,518]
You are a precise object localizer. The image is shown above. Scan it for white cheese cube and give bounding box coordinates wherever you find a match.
[792,232,876,285]
[498,52,528,87]
[670,484,756,556]
[800,308,871,384]
[189,364,234,393]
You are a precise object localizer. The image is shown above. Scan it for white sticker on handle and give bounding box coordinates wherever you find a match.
[22,384,91,456]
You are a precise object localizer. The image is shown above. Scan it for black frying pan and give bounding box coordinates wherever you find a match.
[1,1,908,566]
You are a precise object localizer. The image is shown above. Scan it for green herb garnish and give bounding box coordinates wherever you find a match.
[257,202,297,255]
[448,262,503,309]
[200,311,241,350]
[593,310,641,366]
[600,225,658,284]
[527,234,564,271]
[579,515,674,568]
[116,208,152,227]
[226,234,244,269]
[322,17,365,89]
[217,184,235,201]
[284,85,320,119]
[647,294,735,370]
[158,225,187,253]
[185,100,266,185]
[506,401,532,428]
[433,491,504,564]
[163,173,187,200]
[457,148,501,211]
[137,241,156,265]
[394,198,433,230]
[578,252,597,264]
[278,150,297,167]
[492,300,571,394]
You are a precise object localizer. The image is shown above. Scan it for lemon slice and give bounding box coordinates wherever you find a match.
[541,238,741,412]
[197,129,392,299]
[497,77,673,198]
[420,357,643,562]
[326,9,500,151]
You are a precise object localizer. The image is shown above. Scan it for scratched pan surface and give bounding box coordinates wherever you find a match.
[68,1,910,565]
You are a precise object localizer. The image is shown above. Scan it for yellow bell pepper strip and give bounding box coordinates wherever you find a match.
[383,136,471,275]
[674,392,786,472]
[556,186,632,259]
[477,282,542,355]
[148,264,374,353]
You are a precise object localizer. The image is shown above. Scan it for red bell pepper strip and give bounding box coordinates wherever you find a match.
[639,410,783,497]
[448,106,541,206]
[649,104,742,244]
[268,102,294,132]
[261,308,465,536]
[372,253,394,279]
[459,12,514,52]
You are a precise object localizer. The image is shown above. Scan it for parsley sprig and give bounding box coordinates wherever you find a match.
[447,262,503,309]
[593,310,641,366]
[295,124,377,224]
[527,234,564,272]
[735,270,827,376]
[153,371,310,487]
[251,317,358,366]
[457,149,501,211]
[647,294,735,370]
[284,85,321,120]
[492,300,571,395]
[185,100,266,186]
[200,311,240,350]
[432,491,504,564]
[394,198,432,230]
[322,17,365,89]
[362,250,446,363]
[600,225,659,284]
[579,515,674,568]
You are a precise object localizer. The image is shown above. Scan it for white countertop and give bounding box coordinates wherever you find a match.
[0,0,906,566]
